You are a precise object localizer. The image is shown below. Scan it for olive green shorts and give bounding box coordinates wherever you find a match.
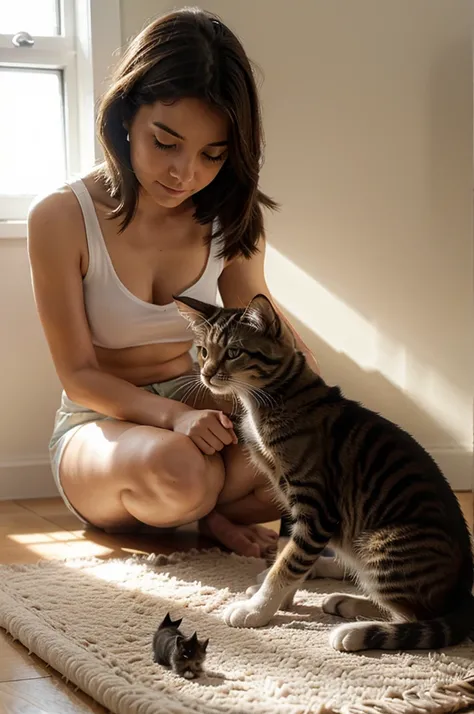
[48,376,193,527]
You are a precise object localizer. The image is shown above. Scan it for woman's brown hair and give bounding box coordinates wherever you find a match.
[97,6,277,260]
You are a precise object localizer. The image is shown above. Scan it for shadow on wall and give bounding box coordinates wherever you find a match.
[280,307,472,490]
[284,308,454,447]
[266,241,469,445]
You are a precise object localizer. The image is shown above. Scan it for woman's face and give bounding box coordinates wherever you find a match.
[128,97,229,208]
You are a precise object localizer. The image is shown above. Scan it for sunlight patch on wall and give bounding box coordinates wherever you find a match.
[265,244,469,446]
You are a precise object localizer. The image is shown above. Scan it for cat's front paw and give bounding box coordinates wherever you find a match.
[224,598,272,628]
[246,583,295,610]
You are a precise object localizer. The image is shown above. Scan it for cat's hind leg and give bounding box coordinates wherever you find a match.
[326,526,474,651]
[248,553,344,611]
[308,555,345,580]
[256,553,344,584]
[322,594,385,619]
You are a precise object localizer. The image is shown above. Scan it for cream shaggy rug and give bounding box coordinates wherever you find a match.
[1,549,474,714]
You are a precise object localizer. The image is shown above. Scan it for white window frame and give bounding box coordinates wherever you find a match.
[0,0,121,237]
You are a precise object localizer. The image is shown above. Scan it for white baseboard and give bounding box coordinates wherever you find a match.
[0,448,471,502]
[0,458,58,500]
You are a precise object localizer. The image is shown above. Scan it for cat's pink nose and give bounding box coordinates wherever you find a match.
[202,370,217,384]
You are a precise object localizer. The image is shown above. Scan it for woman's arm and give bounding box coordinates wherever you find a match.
[218,238,321,375]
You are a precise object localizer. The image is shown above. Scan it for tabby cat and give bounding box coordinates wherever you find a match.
[175,293,474,652]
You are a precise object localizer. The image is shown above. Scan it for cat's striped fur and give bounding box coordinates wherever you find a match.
[175,293,474,652]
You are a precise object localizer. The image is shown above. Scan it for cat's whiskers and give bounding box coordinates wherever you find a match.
[231,382,266,408]
[229,377,277,409]
[219,383,241,418]
[169,374,199,397]
[238,386,269,410]
[191,381,212,408]
[180,384,202,407]
[195,380,211,408]
[205,374,238,416]
[167,373,199,386]
[231,391,239,417]
[170,375,205,407]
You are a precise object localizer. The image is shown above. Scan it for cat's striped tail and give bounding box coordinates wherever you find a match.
[329,592,474,652]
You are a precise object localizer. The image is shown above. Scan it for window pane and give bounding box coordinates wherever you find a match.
[0,1,60,36]
[0,69,66,195]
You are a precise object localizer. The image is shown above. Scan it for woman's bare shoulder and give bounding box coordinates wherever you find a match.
[28,183,78,220]
[28,169,114,225]
[27,183,87,263]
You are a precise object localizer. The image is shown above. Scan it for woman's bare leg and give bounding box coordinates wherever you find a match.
[59,420,224,530]
[58,417,280,556]
[201,444,282,557]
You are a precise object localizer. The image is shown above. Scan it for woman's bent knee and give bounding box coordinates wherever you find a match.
[128,433,225,525]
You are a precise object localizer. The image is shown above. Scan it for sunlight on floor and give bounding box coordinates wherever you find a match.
[265,244,469,445]
[6,525,169,560]
[121,547,151,555]
[7,530,114,558]
[8,532,58,544]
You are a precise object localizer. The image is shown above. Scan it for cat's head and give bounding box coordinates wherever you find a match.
[175,294,294,396]
[176,631,209,666]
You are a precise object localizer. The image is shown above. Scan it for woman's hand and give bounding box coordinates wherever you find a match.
[172,408,238,455]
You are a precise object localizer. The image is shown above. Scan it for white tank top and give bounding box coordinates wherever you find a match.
[68,179,225,349]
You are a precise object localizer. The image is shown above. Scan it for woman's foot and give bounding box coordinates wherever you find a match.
[200,511,279,558]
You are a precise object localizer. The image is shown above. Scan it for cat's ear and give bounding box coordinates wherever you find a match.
[161,612,182,629]
[190,632,198,644]
[160,612,173,629]
[174,295,218,328]
[175,634,185,648]
[200,638,209,651]
[242,294,282,337]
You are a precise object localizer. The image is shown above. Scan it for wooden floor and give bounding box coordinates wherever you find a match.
[0,493,471,713]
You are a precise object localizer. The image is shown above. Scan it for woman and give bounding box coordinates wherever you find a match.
[28,8,319,557]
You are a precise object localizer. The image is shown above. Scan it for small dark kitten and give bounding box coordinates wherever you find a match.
[152,612,209,679]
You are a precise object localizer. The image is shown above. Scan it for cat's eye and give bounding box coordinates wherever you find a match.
[227,348,242,360]
[200,346,208,358]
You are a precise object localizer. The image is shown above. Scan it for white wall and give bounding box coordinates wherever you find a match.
[0,0,471,498]
[0,239,61,497]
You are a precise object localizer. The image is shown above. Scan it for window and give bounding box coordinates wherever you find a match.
[0,1,77,221]
[0,0,121,230]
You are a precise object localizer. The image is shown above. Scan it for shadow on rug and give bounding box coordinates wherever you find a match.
[0,548,474,714]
